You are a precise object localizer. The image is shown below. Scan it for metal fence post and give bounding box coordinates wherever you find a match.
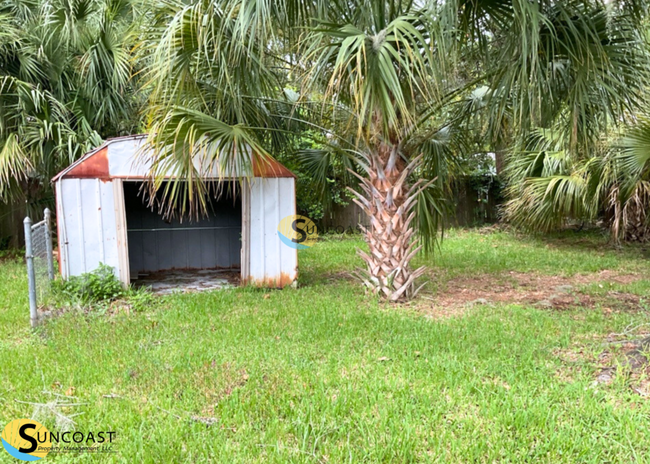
[24,217,38,328]
[44,208,55,281]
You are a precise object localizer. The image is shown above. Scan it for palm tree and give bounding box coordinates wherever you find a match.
[612,121,650,242]
[0,0,142,215]
[505,120,650,243]
[143,0,650,299]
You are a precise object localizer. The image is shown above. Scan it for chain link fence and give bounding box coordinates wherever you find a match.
[24,208,55,327]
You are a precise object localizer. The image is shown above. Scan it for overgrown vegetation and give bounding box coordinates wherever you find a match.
[505,122,650,243]
[52,263,125,305]
[1,231,650,462]
[49,263,156,314]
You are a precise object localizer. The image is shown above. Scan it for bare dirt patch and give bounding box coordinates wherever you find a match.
[416,270,644,318]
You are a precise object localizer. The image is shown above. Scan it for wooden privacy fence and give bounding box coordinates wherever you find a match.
[0,201,27,248]
[449,176,502,227]
[319,202,370,233]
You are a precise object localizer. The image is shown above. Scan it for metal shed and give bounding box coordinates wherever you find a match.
[52,135,298,288]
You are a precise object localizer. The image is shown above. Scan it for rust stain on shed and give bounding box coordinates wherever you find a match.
[65,147,110,178]
[276,271,295,288]
[245,271,296,288]
[252,156,296,178]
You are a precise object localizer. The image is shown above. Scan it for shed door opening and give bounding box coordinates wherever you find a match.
[123,182,241,279]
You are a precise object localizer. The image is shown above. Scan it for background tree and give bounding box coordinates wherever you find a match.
[494,1,650,241]
[504,120,650,243]
[0,0,143,217]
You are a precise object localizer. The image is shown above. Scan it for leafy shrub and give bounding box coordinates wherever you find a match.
[53,263,124,304]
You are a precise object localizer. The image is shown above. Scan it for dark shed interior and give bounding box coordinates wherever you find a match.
[123,182,241,278]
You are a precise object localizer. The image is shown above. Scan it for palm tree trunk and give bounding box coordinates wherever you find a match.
[610,184,650,243]
[348,142,428,301]
[622,188,650,242]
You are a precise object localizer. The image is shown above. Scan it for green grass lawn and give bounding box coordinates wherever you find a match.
[1,229,650,463]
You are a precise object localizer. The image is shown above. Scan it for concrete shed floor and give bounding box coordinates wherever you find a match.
[132,269,240,295]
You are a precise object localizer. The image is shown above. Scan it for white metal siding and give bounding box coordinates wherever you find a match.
[248,178,297,286]
[107,138,149,178]
[107,138,248,179]
[57,178,121,278]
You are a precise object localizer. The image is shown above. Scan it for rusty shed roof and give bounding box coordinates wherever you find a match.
[53,134,296,182]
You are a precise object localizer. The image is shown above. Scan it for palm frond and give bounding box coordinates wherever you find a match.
[0,133,31,200]
[146,105,273,216]
[504,171,592,232]
[617,118,650,186]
